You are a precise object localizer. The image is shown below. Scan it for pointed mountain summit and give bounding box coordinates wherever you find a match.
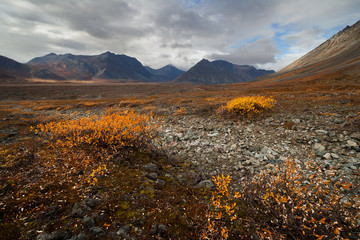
[173,59,274,84]
[145,65,185,82]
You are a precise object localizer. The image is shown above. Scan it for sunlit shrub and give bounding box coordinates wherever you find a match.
[225,96,276,117]
[202,175,241,240]
[33,109,159,156]
[174,107,188,116]
[238,158,360,239]
[202,158,359,239]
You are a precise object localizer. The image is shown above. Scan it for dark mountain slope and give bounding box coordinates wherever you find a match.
[173,59,274,85]
[28,52,155,81]
[0,56,31,82]
[146,65,185,82]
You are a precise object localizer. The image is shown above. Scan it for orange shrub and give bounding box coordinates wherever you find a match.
[33,109,159,156]
[202,175,241,240]
[225,96,276,116]
[174,107,188,116]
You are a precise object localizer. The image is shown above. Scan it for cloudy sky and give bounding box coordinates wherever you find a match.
[0,0,359,71]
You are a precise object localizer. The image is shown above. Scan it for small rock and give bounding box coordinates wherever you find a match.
[196,180,214,189]
[70,203,90,218]
[149,224,158,235]
[292,119,301,124]
[207,132,219,137]
[323,153,332,160]
[334,118,344,124]
[83,216,95,229]
[84,198,98,209]
[350,132,360,140]
[48,230,72,240]
[347,140,358,147]
[90,227,106,238]
[158,224,167,236]
[69,233,86,240]
[331,153,340,159]
[155,179,166,186]
[313,143,326,157]
[315,130,328,135]
[143,163,159,174]
[147,173,158,181]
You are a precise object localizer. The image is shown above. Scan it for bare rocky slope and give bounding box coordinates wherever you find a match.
[254,20,360,84]
[281,20,360,73]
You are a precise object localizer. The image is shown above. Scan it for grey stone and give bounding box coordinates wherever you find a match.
[149,224,158,235]
[158,224,167,235]
[196,180,214,189]
[84,198,98,209]
[147,173,158,181]
[350,132,360,140]
[83,216,95,229]
[143,163,159,173]
[315,130,328,135]
[70,203,90,218]
[207,132,219,137]
[156,179,166,186]
[69,233,86,240]
[334,118,344,124]
[323,153,332,160]
[347,140,358,147]
[331,153,340,159]
[37,233,50,240]
[292,119,301,124]
[313,143,326,157]
[90,227,106,238]
[48,230,72,240]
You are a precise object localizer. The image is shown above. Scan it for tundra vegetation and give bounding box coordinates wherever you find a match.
[0,84,359,239]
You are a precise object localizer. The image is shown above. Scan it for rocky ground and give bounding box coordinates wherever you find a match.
[159,111,360,189]
[1,97,360,239]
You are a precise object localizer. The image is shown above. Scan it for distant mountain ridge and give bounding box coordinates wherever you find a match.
[28,52,155,81]
[173,59,274,84]
[0,56,31,82]
[145,65,185,82]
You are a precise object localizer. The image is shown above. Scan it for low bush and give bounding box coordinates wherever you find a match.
[204,158,359,239]
[33,109,159,157]
[225,96,276,117]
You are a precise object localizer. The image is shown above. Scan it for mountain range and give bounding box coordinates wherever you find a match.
[1,20,359,85]
[0,51,273,84]
[173,59,274,84]
[145,65,185,82]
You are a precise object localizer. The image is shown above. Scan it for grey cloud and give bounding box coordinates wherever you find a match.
[170,43,192,48]
[208,38,279,65]
[0,0,359,70]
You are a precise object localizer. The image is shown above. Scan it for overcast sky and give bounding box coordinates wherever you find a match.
[0,0,359,71]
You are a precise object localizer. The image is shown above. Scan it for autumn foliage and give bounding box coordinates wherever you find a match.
[225,96,276,116]
[208,158,360,239]
[33,109,159,157]
[203,175,242,239]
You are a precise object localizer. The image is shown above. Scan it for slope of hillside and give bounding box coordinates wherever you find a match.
[254,20,360,86]
[145,65,184,82]
[28,52,155,81]
[173,59,274,85]
[0,56,31,82]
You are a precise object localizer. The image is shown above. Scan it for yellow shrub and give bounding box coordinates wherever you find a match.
[202,175,241,240]
[174,107,187,116]
[34,109,159,155]
[225,96,276,116]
